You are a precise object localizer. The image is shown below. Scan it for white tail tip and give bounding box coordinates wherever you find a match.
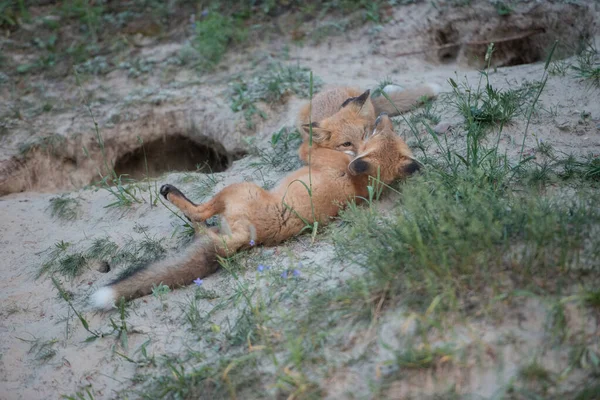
[382,84,404,94]
[90,287,116,310]
[427,83,442,96]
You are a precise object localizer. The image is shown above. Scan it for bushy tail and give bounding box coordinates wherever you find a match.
[371,83,441,116]
[91,239,218,310]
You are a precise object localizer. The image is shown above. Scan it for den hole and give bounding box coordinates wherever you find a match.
[113,135,235,180]
[435,24,460,64]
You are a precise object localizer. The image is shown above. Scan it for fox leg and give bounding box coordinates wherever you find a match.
[160,184,223,222]
[208,219,253,257]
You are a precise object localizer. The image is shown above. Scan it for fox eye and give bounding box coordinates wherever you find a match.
[342,142,352,147]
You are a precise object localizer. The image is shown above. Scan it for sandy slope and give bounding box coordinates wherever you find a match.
[1,1,599,399]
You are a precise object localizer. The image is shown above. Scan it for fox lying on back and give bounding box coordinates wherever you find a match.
[91,114,418,309]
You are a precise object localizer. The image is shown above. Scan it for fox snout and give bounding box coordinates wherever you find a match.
[404,160,421,175]
[348,158,370,175]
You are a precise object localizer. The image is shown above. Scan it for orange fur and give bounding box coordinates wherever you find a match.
[296,84,438,163]
[91,115,418,308]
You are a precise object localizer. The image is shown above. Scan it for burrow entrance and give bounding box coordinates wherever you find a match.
[113,135,236,180]
[425,2,593,68]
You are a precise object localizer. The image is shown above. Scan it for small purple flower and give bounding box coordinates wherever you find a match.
[193,278,203,286]
[201,9,209,17]
[257,264,265,272]
[293,269,301,277]
[249,239,256,247]
[281,271,288,279]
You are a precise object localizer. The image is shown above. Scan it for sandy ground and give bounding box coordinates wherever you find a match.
[1,1,599,399]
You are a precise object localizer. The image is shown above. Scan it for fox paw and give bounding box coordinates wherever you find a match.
[160,184,182,200]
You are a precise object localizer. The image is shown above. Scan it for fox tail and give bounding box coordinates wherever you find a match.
[371,83,441,116]
[90,239,218,310]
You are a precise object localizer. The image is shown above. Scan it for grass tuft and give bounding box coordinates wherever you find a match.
[47,195,81,221]
[193,12,246,70]
[229,64,323,128]
[572,42,600,88]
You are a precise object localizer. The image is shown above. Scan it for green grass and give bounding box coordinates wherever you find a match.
[247,126,304,173]
[18,134,66,156]
[17,335,58,364]
[229,64,323,128]
[47,195,81,221]
[193,12,247,71]
[572,41,600,88]
[37,229,166,281]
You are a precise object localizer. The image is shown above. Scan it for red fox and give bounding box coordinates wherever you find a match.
[91,113,419,309]
[296,83,440,162]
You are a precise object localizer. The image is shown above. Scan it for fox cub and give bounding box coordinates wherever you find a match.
[296,83,439,161]
[91,114,419,309]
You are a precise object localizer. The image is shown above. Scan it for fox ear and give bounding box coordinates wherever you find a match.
[341,89,371,117]
[374,112,393,133]
[301,122,331,143]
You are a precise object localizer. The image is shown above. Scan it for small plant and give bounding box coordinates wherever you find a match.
[248,126,303,172]
[53,277,103,341]
[229,64,323,128]
[519,360,554,384]
[572,41,600,88]
[109,298,130,350]
[17,335,58,364]
[57,252,89,279]
[37,241,90,280]
[152,283,170,310]
[47,195,81,221]
[193,12,246,70]
[548,59,570,76]
[18,134,65,156]
[394,344,455,370]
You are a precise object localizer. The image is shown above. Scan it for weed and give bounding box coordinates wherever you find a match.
[19,134,65,156]
[394,344,455,370]
[582,288,600,310]
[229,64,322,128]
[113,234,167,279]
[0,0,29,28]
[17,335,58,363]
[37,241,90,280]
[408,97,441,126]
[61,386,95,400]
[37,240,71,279]
[193,12,246,70]
[334,168,600,314]
[181,295,204,331]
[152,283,170,310]
[108,298,130,350]
[371,76,395,98]
[519,360,554,384]
[57,253,89,279]
[52,277,103,341]
[188,163,221,200]
[572,41,600,88]
[547,302,568,344]
[85,237,119,262]
[548,59,570,76]
[60,0,105,42]
[47,195,81,221]
[247,126,303,172]
[574,383,600,400]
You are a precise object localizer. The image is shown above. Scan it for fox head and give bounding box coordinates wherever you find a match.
[301,89,375,156]
[348,113,421,183]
